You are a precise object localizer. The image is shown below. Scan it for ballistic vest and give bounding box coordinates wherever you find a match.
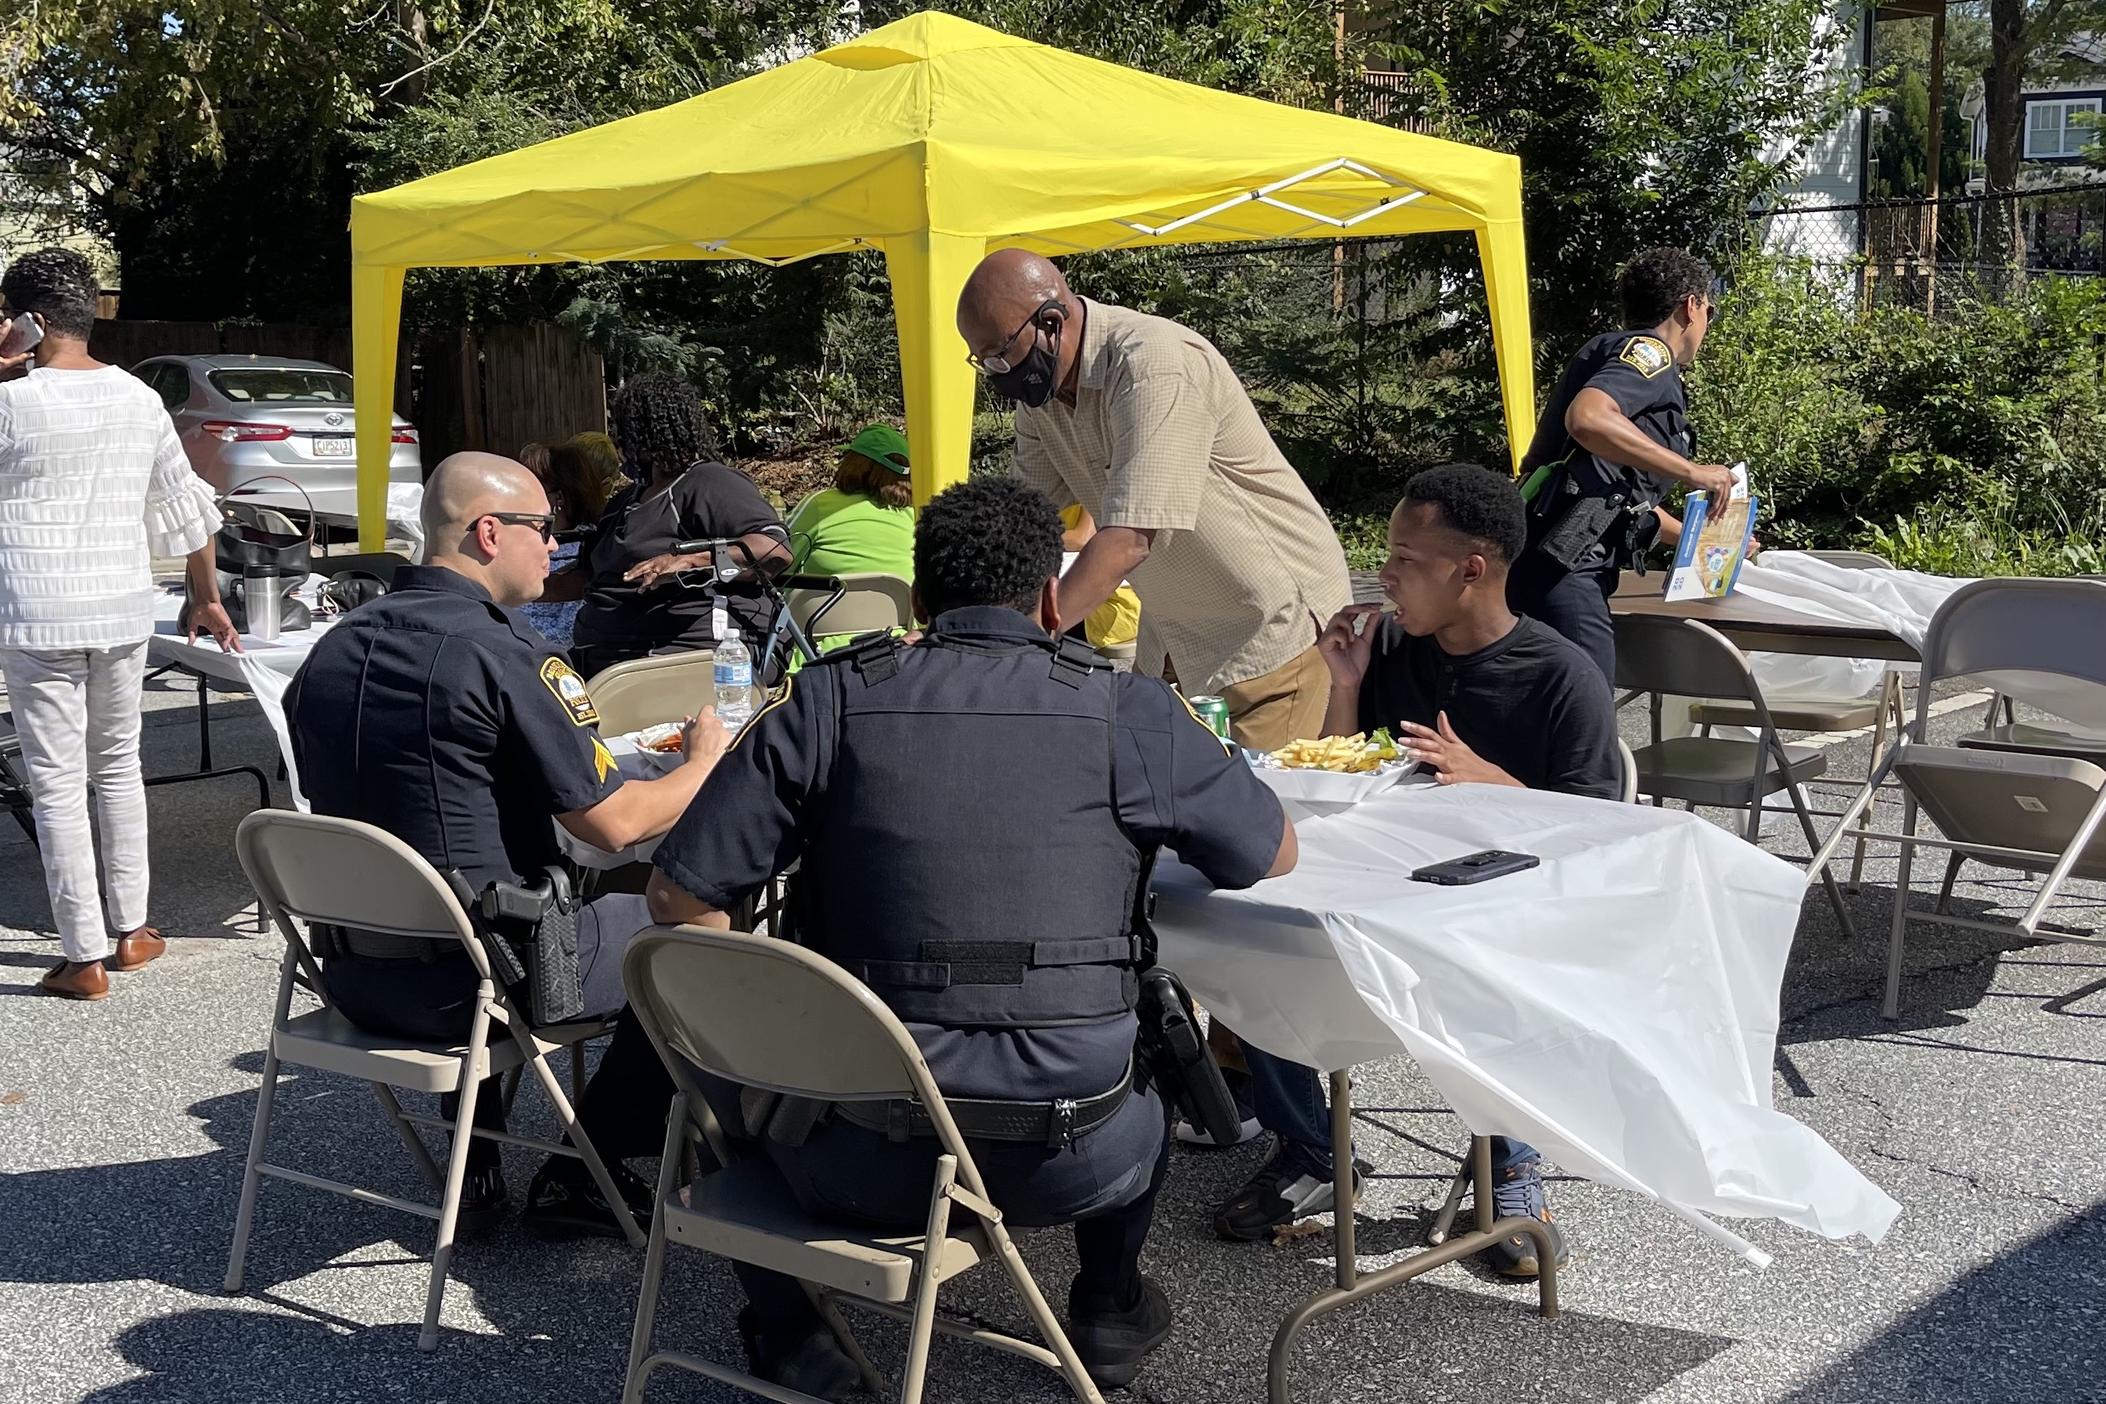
[797,615,1146,1032]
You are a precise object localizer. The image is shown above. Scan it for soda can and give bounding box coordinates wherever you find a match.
[1189,694,1232,742]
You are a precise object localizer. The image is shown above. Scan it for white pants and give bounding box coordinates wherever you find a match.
[0,641,150,961]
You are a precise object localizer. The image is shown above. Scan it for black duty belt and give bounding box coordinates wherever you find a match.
[836,1061,1134,1148]
[316,924,449,962]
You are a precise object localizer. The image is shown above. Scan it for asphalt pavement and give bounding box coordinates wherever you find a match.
[4,659,2104,1404]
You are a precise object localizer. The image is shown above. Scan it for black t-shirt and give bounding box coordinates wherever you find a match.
[1520,329,1694,510]
[1355,614,1620,799]
[571,462,787,654]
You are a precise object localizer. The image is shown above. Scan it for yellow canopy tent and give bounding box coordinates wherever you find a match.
[350,10,1534,548]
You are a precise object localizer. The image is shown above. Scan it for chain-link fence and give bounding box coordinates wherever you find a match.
[1754,185,2106,310]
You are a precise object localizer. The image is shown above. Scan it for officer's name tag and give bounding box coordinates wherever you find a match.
[540,657,600,727]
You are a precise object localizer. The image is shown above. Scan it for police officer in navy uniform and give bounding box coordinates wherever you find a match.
[643,477,1297,1399]
[287,452,729,1234]
[1507,247,1739,681]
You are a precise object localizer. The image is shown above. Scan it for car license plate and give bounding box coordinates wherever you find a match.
[313,436,354,457]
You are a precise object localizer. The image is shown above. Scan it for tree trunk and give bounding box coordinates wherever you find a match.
[1980,0,2030,289]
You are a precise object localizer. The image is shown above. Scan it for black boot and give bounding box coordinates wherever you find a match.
[738,1306,859,1401]
[1067,1276,1172,1389]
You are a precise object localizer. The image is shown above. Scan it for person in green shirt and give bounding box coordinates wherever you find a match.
[787,424,917,656]
[788,423,917,581]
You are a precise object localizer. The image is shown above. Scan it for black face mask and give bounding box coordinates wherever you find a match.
[988,322,1062,408]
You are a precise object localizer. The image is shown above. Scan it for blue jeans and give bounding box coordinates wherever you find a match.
[1244,1045,1538,1174]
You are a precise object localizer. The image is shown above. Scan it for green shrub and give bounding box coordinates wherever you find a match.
[1693,252,2106,575]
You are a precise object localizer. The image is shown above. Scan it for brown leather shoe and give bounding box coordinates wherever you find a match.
[39,960,111,1001]
[109,927,166,972]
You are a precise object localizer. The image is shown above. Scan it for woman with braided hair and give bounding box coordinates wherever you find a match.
[545,374,789,678]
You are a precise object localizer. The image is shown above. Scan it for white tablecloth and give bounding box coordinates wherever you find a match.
[1736,553,2106,732]
[148,581,329,802]
[1153,784,1901,1262]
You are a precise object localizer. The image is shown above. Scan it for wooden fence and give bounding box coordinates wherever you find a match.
[417,322,609,464]
[88,318,606,469]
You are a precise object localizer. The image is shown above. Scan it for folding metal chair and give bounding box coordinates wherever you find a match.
[1615,613,1856,936]
[1685,550,1908,889]
[1810,577,2106,1017]
[619,925,1107,1404]
[584,650,717,736]
[225,810,644,1350]
[786,572,914,645]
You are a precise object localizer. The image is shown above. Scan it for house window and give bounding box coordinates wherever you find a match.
[2025,98,2101,159]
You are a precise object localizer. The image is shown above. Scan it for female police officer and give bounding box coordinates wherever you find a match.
[1507,247,1738,681]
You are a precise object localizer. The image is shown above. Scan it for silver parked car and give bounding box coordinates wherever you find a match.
[131,354,421,495]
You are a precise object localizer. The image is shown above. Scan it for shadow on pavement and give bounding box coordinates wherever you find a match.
[1773,1197,2106,1403]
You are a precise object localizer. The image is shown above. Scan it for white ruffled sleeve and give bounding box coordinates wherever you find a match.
[144,419,222,557]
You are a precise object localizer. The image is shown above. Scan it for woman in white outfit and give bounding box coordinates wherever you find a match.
[0,248,239,1001]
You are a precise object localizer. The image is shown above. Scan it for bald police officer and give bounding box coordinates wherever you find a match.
[287,452,728,1233]
[1508,248,1737,681]
[644,478,1298,1398]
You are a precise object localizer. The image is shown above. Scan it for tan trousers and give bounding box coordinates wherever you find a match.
[1221,645,1332,751]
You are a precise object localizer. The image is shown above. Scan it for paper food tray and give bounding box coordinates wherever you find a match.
[611,727,685,778]
[1246,752,1421,815]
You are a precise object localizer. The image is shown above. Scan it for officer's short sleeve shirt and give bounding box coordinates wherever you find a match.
[653,668,828,911]
[1520,331,1691,497]
[287,567,625,888]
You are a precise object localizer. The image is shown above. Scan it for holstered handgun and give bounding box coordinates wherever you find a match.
[445,867,586,1025]
[1126,854,1241,1144]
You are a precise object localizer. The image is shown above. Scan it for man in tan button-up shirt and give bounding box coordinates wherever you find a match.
[957,249,1350,748]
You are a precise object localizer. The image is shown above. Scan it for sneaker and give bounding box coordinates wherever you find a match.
[1173,1112,1264,1149]
[1067,1276,1173,1389]
[1481,1157,1570,1278]
[738,1307,859,1402]
[454,1158,508,1236]
[522,1157,653,1241]
[1211,1146,1363,1242]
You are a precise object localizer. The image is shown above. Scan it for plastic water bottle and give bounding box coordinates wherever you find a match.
[714,628,754,731]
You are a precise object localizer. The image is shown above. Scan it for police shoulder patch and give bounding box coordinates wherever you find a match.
[1618,335,1674,378]
[539,656,600,727]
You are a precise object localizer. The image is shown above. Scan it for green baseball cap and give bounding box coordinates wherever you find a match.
[843,423,911,474]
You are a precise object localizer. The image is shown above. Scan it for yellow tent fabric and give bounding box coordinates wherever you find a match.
[351,11,1533,548]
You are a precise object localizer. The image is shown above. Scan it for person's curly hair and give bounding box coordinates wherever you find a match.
[1618,247,1714,328]
[2,247,99,340]
[914,478,1062,618]
[1401,462,1526,564]
[610,373,723,483]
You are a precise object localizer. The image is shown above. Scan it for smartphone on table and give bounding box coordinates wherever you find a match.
[1410,849,1540,886]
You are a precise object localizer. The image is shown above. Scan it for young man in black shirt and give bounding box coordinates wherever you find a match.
[1217,463,1617,1276]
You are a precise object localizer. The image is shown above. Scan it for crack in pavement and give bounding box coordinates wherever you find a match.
[1831,1080,2096,1217]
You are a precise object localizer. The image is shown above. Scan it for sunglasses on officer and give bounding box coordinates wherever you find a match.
[482,510,557,542]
